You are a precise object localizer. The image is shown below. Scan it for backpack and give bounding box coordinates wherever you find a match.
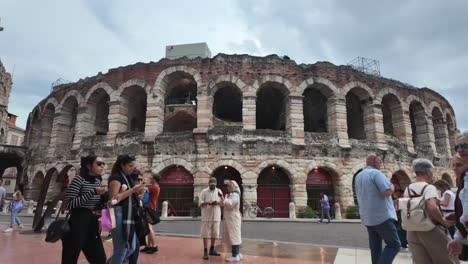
[398,183,436,232]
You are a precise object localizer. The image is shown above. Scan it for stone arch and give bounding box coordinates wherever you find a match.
[345,86,373,139]
[56,95,79,147]
[85,86,111,136]
[303,82,334,133]
[111,79,150,101]
[151,158,195,175]
[295,77,338,97]
[406,95,429,114]
[207,75,248,96]
[211,81,243,124]
[40,102,56,146]
[29,171,45,201]
[342,81,376,102]
[408,97,430,150]
[85,82,114,102]
[153,66,202,96]
[43,97,59,110]
[306,166,339,212]
[255,75,293,93]
[253,159,296,181]
[58,90,84,108]
[381,92,405,140]
[205,160,247,176]
[256,79,290,130]
[445,110,457,153]
[157,164,194,216]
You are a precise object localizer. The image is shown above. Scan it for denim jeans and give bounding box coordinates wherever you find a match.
[107,206,137,264]
[10,208,22,227]
[366,218,401,264]
[232,245,240,257]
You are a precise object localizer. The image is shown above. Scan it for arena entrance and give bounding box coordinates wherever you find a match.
[212,166,243,212]
[306,167,335,212]
[257,166,290,218]
[158,165,194,216]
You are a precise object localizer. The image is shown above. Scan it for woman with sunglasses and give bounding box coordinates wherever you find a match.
[107,154,146,264]
[61,155,108,264]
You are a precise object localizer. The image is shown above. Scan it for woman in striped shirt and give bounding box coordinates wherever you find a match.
[61,155,108,264]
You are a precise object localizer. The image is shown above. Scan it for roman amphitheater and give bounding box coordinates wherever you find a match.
[22,54,458,218]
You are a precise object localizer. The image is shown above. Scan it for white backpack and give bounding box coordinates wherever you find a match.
[398,184,436,232]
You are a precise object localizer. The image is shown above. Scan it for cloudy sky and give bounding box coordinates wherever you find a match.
[1,0,467,131]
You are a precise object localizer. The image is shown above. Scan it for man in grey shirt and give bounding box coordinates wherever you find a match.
[0,179,6,212]
[355,154,401,264]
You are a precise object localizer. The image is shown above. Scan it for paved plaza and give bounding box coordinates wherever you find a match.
[0,223,417,264]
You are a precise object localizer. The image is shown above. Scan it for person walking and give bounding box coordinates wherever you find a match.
[4,190,24,232]
[218,180,242,262]
[434,179,456,237]
[61,155,107,264]
[140,173,160,254]
[199,177,223,260]
[354,153,401,264]
[318,192,331,223]
[404,159,458,264]
[107,154,147,264]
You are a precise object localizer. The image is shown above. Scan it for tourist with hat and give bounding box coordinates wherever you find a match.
[199,177,223,260]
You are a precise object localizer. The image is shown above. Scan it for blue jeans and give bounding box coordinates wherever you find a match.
[366,218,401,264]
[232,245,240,257]
[107,206,137,264]
[10,208,22,227]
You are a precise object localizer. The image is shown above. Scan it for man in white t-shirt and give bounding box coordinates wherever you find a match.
[404,158,458,263]
[199,177,223,260]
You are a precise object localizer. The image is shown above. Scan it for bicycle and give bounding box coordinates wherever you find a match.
[243,202,274,219]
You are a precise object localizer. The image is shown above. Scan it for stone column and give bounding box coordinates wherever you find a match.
[289,96,305,145]
[433,119,451,156]
[327,96,349,147]
[402,110,416,153]
[48,111,69,155]
[243,96,256,130]
[72,105,92,149]
[144,95,164,141]
[290,183,307,209]
[197,93,212,129]
[364,103,387,149]
[107,100,128,144]
[418,115,436,153]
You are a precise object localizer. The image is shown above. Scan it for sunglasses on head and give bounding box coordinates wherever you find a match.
[455,143,468,151]
[97,161,106,167]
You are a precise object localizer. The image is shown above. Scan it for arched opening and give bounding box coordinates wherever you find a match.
[45,169,61,201]
[163,72,198,132]
[432,107,448,155]
[382,94,405,139]
[30,171,44,201]
[346,88,371,140]
[442,173,454,187]
[303,85,328,132]
[41,103,55,146]
[306,167,335,214]
[163,111,197,133]
[212,166,243,212]
[446,114,456,154]
[158,165,194,216]
[212,84,242,125]
[59,97,79,146]
[122,86,147,132]
[88,88,110,135]
[257,166,290,218]
[256,82,289,130]
[0,151,24,190]
[409,101,427,150]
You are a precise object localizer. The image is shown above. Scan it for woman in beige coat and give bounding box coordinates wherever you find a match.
[219,180,242,262]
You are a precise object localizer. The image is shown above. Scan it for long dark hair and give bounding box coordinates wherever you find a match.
[80,155,98,177]
[111,154,136,175]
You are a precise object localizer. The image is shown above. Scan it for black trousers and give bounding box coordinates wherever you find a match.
[61,208,106,264]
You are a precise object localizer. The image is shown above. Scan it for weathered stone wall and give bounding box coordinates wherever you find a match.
[23,54,458,215]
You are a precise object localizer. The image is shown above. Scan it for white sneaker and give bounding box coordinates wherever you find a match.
[4,227,13,232]
[226,256,241,262]
[239,254,243,260]
[18,225,24,229]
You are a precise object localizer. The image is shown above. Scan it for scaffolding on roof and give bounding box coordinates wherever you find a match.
[347,57,381,77]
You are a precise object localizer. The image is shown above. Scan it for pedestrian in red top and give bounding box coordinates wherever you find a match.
[140,173,160,254]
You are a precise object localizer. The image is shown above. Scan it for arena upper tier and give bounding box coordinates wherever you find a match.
[23,54,458,217]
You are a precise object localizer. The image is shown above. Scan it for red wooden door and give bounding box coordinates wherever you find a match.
[257,187,290,218]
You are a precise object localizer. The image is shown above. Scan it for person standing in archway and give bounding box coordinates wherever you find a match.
[318,192,331,224]
[199,177,223,260]
[355,153,401,264]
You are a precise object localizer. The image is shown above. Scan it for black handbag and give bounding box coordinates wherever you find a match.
[144,205,160,225]
[45,203,70,243]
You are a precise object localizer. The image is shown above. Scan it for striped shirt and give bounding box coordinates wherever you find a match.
[64,175,102,210]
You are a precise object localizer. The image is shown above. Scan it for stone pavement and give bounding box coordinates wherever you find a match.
[0,224,421,264]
